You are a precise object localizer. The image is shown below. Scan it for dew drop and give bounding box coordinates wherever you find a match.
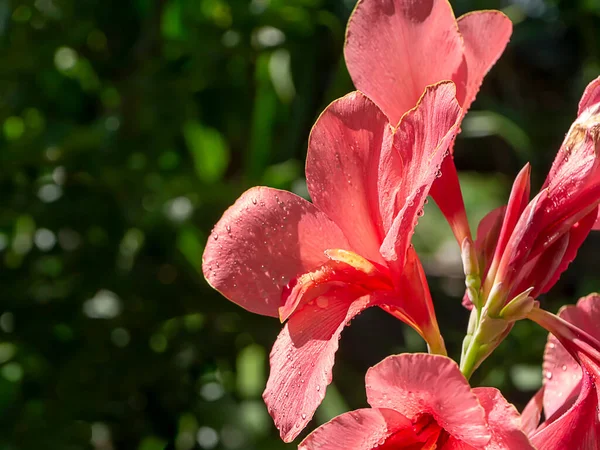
[212,233,219,241]
[316,385,320,392]
[301,413,307,420]
[435,170,443,178]
[226,225,231,233]
[252,198,257,205]
[316,297,329,308]
[545,371,553,380]
[561,365,567,371]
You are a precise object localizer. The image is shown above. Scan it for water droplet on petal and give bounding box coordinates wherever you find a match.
[562,365,567,371]
[226,225,231,233]
[316,385,320,392]
[301,413,307,420]
[316,297,329,308]
[545,371,553,380]
[252,198,257,205]
[212,233,219,241]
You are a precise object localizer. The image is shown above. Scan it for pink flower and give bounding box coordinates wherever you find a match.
[475,77,600,310]
[523,294,600,449]
[203,84,461,441]
[345,0,512,244]
[300,353,533,449]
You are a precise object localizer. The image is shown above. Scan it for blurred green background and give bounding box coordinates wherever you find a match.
[2,0,600,448]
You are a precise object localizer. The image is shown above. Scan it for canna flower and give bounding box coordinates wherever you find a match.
[345,0,512,245]
[460,77,600,377]
[300,353,533,449]
[203,84,462,441]
[523,294,600,449]
[479,77,600,306]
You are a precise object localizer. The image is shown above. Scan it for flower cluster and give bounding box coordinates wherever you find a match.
[203,0,600,448]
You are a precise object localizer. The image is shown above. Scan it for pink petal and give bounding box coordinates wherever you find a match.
[299,408,412,450]
[306,91,392,264]
[578,76,600,115]
[345,0,464,125]
[379,81,462,265]
[530,373,600,450]
[379,247,446,355]
[542,294,600,420]
[263,289,372,442]
[521,387,544,436]
[472,387,534,449]
[365,353,490,446]
[202,187,349,317]
[542,331,582,421]
[456,11,513,113]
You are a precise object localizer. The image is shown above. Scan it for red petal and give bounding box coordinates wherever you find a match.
[379,81,462,266]
[542,294,600,421]
[298,408,412,450]
[379,247,445,355]
[535,208,598,296]
[365,353,490,447]
[263,290,372,442]
[306,92,392,264]
[530,373,600,450]
[472,387,535,449]
[202,187,349,317]
[429,156,472,244]
[456,11,513,113]
[279,249,392,322]
[345,0,464,125]
[486,164,531,285]
[578,76,600,115]
[522,387,544,436]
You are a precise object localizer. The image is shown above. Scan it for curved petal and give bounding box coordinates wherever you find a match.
[543,332,581,421]
[306,91,392,264]
[379,247,446,355]
[365,353,490,447]
[472,387,534,449]
[345,0,464,125]
[521,387,544,436]
[543,294,600,419]
[299,408,412,450]
[456,11,513,112]
[379,81,462,265]
[531,373,600,450]
[202,187,349,317]
[263,289,372,442]
[578,76,600,115]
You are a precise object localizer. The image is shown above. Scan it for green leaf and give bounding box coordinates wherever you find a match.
[183,121,229,184]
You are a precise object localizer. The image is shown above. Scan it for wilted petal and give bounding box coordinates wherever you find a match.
[345,0,464,125]
[456,11,513,112]
[472,387,534,449]
[264,289,371,442]
[379,81,462,265]
[299,408,413,450]
[306,92,392,264]
[365,353,490,447]
[202,187,349,317]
